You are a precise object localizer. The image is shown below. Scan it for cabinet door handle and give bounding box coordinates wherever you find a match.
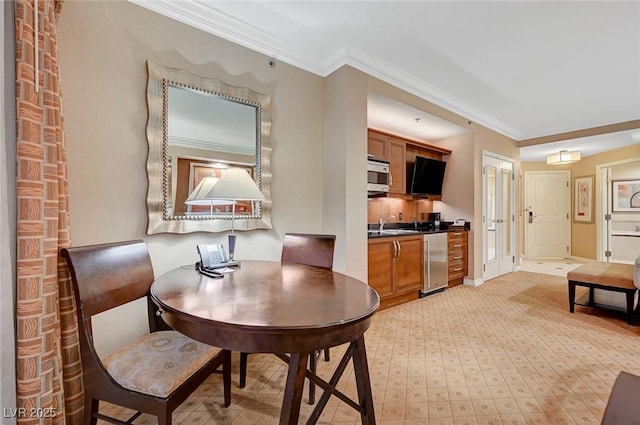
[454,267,463,272]
[454,244,462,248]
[392,240,399,259]
[454,232,462,236]
[396,240,401,258]
[453,256,463,260]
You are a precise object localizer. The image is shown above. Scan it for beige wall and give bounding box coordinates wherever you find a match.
[56,1,528,355]
[58,1,327,355]
[520,143,640,260]
[323,66,369,280]
[431,133,478,280]
[572,144,640,259]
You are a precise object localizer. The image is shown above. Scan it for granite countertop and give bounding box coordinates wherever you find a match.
[367,222,469,239]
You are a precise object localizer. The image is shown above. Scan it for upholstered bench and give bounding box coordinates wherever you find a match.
[567,262,637,325]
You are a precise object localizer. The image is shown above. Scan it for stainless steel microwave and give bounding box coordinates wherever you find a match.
[367,158,391,194]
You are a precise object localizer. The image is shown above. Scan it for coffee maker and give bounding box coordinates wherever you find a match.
[428,212,441,228]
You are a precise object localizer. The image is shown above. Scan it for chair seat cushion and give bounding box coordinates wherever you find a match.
[102,330,220,398]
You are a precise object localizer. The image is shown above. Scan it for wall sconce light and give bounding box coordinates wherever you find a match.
[546,150,581,165]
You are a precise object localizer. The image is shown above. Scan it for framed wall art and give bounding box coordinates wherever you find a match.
[612,179,640,212]
[574,175,594,223]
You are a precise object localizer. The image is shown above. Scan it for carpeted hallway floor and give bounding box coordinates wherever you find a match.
[99,271,640,424]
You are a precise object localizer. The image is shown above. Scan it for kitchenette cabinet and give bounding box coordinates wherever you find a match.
[447,230,468,287]
[367,130,406,195]
[368,235,423,309]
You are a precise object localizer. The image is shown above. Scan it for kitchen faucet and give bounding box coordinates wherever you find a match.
[379,215,395,231]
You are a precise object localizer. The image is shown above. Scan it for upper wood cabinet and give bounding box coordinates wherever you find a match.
[386,138,406,195]
[367,131,387,160]
[367,129,452,198]
[367,131,406,194]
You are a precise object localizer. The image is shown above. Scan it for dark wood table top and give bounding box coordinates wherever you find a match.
[151,261,380,353]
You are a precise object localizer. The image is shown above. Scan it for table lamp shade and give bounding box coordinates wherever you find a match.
[206,168,265,201]
[205,167,264,261]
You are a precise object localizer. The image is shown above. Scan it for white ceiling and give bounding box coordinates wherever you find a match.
[131,0,640,154]
[367,92,470,142]
[519,129,640,162]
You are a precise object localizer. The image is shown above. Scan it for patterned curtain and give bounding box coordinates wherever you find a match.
[15,0,83,423]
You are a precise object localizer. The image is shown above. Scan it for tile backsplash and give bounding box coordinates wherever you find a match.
[367,197,434,224]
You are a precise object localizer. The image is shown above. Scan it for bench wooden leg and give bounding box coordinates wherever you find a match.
[568,281,576,313]
[626,290,636,325]
[588,287,595,306]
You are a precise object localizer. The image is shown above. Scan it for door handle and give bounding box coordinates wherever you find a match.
[528,211,533,223]
[392,241,401,259]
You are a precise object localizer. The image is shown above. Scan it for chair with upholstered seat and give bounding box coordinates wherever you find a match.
[238,233,336,404]
[601,370,640,424]
[61,240,231,425]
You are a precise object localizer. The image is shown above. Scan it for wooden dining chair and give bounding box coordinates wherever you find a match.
[601,371,640,424]
[61,240,231,425]
[239,233,336,404]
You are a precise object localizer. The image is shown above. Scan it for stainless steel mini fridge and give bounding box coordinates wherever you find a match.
[421,233,448,296]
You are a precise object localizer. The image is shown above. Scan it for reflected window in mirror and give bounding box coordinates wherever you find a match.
[145,61,272,234]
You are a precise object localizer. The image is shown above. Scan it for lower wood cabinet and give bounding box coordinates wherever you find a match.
[368,235,423,310]
[447,230,468,286]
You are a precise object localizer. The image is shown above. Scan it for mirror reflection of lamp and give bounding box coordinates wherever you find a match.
[205,168,265,260]
[184,176,233,215]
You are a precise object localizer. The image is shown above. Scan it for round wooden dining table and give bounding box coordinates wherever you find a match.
[150,260,380,425]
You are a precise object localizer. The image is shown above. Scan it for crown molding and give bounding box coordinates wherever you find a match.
[518,119,640,147]
[130,0,521,140]
[129,0,323,74]
[168,136,255,156]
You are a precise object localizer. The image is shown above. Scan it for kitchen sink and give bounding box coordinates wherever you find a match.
[368,229,420,236]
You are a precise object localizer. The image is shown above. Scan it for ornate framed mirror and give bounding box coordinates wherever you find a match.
[145,61,272,234]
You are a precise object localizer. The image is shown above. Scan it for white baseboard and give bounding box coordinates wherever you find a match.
[463,277,484,287]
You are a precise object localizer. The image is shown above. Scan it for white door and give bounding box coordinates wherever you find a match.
[524,171,571,258]
[483,154,515,281]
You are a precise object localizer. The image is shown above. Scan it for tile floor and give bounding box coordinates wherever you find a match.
[519,259,584,277]
[98,262,640,424]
